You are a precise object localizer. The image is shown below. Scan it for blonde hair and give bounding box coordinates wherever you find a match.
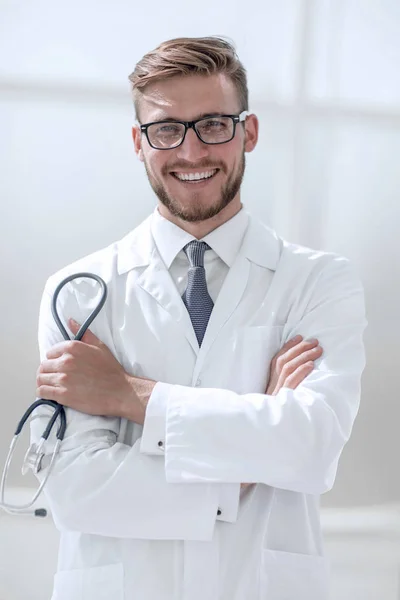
[128,36,248,121]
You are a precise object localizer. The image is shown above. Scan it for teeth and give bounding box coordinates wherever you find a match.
[175,170,217,181]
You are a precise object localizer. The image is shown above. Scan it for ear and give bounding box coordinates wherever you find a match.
[132,125,144,162]
[244,113,259,153]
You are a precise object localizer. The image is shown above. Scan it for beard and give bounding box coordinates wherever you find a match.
[143,152,246,223]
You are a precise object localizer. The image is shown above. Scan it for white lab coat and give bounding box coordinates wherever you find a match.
[31,210,367,600]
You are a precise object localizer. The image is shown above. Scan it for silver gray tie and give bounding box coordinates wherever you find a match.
[182,240,214,347]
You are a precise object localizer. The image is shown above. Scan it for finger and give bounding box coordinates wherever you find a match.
[37,372,65,388]
[273,353,316,393]
[281,335,303,351]
[273,336,319,365]
[274,361,314,392]
[68,318,105,348]
[36,384,64,402]
[278,346,323,385]
[271,335,303,364]
[273,341,319,379]
[272,362,313,394]
[39,358,65,373]
[46,341,74,360]
[280,362,314,390]
[278,338,320,365]
[287,345,323,371]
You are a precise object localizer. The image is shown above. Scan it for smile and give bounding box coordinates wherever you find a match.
[171,169,219,183]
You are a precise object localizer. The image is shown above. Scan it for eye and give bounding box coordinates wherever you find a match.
[205,120,226,128]
[156,124,181,135]
[198,119,229,133]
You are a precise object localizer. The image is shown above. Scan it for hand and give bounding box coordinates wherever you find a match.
[36,318,145,422]
[240,335,323,491]
[265,335,323,396]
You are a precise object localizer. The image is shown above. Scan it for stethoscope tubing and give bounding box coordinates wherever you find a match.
[0,272,107,516]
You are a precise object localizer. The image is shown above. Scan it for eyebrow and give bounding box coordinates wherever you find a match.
[150,111,227,123]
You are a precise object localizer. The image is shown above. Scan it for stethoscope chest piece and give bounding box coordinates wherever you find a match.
[22,443,45,476]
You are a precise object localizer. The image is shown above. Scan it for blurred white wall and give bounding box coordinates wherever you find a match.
[0,0,399,510]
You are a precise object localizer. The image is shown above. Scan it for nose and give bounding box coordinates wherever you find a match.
[175,127,209,162]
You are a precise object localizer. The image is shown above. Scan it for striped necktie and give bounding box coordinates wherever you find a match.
[182,240,214,347]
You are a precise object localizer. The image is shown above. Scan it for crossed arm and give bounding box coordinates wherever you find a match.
[32,258,367,538]
[36,320,323,428]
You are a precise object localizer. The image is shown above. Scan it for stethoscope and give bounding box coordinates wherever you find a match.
[0,273,107,518]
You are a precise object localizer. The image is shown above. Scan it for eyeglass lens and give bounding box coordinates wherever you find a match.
[147,116,235,149]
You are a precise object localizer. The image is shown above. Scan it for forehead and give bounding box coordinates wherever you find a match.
[138,73,240,123]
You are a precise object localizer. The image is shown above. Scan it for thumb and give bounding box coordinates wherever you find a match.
[68,318,104,348]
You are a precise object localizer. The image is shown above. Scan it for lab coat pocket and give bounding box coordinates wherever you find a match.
[52,562,124,600]
[259,549,330,600]
[231,325,284,394]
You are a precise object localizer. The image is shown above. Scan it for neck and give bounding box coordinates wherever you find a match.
[157,198,242,239]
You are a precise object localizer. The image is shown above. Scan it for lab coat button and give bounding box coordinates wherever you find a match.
[217,508,221,516]
[157,441,164,450]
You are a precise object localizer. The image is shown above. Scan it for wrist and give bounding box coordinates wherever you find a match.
[120,373,156,424]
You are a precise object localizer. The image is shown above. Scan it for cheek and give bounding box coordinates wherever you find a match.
[143,153,161,179]
[149,151,171,177]
[220,141,243,171]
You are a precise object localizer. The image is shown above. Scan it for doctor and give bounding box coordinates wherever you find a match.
[33,36,367,600]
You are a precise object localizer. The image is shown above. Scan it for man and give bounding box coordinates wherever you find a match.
[33,37,367,600]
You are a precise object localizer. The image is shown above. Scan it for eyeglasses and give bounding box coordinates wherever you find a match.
[140,110,249,150]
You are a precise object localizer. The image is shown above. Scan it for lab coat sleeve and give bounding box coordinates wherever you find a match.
[140,384,240,520]
[140,257,367,495]
[29,274,234,540]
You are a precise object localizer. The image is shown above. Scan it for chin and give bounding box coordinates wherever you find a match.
[178,201,231,223]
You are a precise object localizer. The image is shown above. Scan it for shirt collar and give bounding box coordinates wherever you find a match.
[151,206,249,268]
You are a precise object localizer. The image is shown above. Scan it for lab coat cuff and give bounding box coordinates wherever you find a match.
[139,381,172,456]
[216,483,241,523]
[164,384,241,523]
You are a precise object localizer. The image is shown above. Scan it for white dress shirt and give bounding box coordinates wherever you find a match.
[150,206,250,303]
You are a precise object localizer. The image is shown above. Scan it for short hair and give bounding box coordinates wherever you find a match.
[128,36,248,121]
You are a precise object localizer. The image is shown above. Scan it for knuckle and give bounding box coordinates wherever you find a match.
[305,339,319,348]
[281,363,292,376]
[295,348,316,363]
[307,346,322,358]
[66,340,78,353]
[57,386,67,399]
[62,353,75,368]
[58,372,68,384]
[299,362,311,370]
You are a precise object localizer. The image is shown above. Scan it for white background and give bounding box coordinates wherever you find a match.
[0,0,399,512]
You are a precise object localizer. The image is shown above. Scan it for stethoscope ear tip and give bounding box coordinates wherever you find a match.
[34,508,47,518]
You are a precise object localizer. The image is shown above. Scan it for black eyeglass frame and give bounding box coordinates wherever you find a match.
[139,110,250,150]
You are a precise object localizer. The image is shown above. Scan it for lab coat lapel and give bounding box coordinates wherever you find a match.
[194,216,281,377]
[196,252,250,361]
[117,216,199,355]
[136,247,199,355]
